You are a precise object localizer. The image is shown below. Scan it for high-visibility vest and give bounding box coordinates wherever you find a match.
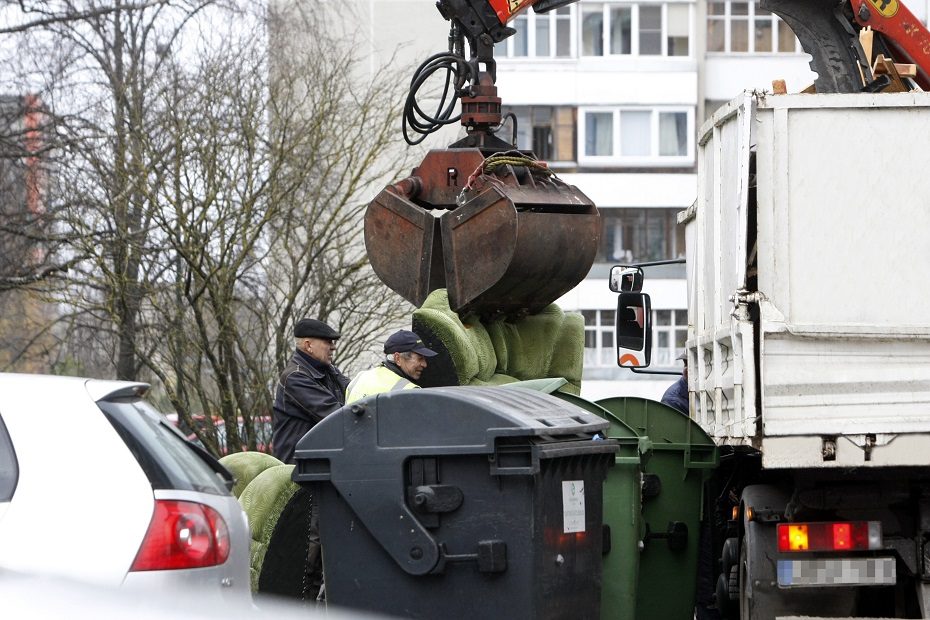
[345,365,417,404]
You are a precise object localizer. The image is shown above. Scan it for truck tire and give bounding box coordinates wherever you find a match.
[761,0,864,94]
[738,520,775,620]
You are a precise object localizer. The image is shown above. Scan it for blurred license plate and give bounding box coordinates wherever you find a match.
[777,558,896,587]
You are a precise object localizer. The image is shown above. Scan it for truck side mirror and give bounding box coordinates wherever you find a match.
[609,266,644,293]
[616,292,652,368]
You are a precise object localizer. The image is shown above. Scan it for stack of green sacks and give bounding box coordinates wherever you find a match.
[412,289,585,395]
[219,452,319,598]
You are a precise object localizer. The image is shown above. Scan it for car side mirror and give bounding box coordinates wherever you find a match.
[609,266,644,293]
[616,292,652,368]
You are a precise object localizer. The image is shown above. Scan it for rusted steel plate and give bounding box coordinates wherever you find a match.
[364,188,444,307]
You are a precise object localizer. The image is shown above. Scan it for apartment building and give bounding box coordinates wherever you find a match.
[315,0,924,398]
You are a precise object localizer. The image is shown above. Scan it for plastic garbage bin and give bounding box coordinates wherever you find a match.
[502,379,646,620]
[292,386,619,620]
[596,396,718,620]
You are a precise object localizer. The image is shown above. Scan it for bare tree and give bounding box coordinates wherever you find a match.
[1,2,416,454]
[133,12,415,453]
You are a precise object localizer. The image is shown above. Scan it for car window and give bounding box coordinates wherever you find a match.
[0,414,17,502]
[97,399,231,495]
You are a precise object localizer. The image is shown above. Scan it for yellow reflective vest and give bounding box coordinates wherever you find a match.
[345,364,417,404]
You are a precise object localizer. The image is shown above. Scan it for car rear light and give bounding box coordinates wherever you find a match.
[777,521,882,553]
[130,499,230,571]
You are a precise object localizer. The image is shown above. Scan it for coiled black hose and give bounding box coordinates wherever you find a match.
[402,51,473,146]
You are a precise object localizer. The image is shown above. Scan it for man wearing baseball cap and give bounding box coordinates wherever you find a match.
[272,318,350,463]
[345,329,437,404]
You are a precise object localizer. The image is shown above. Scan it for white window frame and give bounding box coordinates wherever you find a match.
[577,105,694,167]
[499,5,578,59]
[706,0,803,54]
[652,308,688,368]
[580,1,693,58]
[583,309,618,369]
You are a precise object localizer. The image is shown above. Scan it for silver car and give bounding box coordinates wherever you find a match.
[0,373,251,602]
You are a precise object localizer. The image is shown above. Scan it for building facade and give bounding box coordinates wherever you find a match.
[324,0,925,398]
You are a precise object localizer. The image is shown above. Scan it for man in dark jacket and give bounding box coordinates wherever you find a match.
[272,318,350,464]
[661,351,688,414]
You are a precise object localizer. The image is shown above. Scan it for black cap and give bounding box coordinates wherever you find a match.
[294,318,340,340]
[384,330,437,357]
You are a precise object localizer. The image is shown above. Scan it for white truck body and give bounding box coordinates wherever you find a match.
[685,91,930,469]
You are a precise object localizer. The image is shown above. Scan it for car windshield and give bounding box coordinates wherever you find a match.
[98,399,230,495]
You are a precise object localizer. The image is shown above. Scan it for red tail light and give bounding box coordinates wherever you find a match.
[777,521,882,553]
[130,500,230,571]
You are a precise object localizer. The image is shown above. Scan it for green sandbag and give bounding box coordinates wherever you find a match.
[546,311,585,393]
[413,288,585,392]
[239,464,298,543]
[219,451,283,498]
[415,289,497,382]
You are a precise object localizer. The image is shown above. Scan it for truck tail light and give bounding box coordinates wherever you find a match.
[130,499,230,571]
[777,521,882,553]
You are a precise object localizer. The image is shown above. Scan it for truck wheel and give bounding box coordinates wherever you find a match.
[721,537,739,574]
[737,533,758,620]
[738,521,781,620]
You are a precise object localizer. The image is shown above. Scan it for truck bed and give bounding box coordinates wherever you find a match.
[686,92,930,468]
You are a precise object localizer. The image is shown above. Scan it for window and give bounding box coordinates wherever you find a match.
[579,107,693,165]
[582,308,687,368]
[585,111,614,156]
[653,309,688,367]
[600,208,685,263]
[707,0,801,53]
[502,105,576,161]
[582,2,691,57]
[583,309,617,367]
[498,6,574,58]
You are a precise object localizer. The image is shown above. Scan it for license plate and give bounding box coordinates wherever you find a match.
[777,558,896,587]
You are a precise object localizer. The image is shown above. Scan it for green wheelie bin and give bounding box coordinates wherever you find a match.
[596,396,718,620]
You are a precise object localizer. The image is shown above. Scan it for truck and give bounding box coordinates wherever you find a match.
[619,90,930,619]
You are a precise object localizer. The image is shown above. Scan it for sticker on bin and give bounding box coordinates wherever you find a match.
[562,480,585,533]
[777,558,895,587]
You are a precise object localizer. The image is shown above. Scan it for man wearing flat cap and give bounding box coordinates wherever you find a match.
[272,318,350,463]
[345,329,437,404]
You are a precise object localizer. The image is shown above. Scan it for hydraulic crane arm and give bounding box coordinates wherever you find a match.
[763,0,930,93]
[365,0,597,320]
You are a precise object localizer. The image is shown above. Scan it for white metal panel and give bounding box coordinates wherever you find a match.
[761,336,930,436]
[689,94,755,440]
[761,96,930,333]
[697,92,930,457]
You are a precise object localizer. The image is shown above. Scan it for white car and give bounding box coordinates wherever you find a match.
[0,373,251,602]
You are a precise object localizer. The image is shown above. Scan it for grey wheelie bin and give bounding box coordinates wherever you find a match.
[292,385,619,620]
[503,379,647,620]
[596,396,718,620]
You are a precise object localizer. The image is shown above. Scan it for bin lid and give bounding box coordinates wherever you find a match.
[595,397,718,470]
[294,386,615,464]
[502,380,640,441]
